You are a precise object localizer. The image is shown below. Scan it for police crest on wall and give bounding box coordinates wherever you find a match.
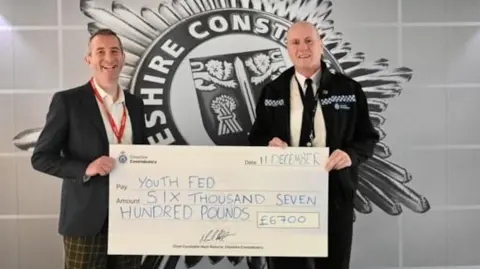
[12,0,431,268]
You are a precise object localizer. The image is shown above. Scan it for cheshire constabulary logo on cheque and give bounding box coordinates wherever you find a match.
[118,151,128,164]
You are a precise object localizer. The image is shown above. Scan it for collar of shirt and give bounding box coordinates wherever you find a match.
[93,78,125,104]
[295,69,322,93]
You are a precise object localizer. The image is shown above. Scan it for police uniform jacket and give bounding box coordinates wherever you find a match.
[248,60,380,216]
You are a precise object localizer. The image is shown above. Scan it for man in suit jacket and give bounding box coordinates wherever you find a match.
[248,21,380,269]
[31,28,147,269]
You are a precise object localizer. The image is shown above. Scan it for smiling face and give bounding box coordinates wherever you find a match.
[85,32,125,88]
[286,22,323,76]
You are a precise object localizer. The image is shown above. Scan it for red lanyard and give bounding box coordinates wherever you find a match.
[90,78,127,143]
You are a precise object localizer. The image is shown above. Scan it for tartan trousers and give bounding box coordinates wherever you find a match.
[63,234,142,269]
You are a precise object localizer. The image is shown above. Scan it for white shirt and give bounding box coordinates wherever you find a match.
[84,79,134,182]
[289,70,326,147]
[93,78,133,145]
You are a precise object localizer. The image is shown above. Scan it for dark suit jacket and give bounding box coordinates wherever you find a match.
[249,61,379,267]
[31,81,148,237]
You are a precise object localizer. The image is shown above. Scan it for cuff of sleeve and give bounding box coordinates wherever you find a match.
[344,148,358,167]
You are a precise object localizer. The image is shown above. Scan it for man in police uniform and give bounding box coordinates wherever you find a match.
[248,21,380,269]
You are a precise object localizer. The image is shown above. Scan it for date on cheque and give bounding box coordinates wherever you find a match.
[257,212,319,228]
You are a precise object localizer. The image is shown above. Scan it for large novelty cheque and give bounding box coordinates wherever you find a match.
[108,145,329,257]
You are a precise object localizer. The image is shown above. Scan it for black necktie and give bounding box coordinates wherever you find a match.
[304,78,314,112]
[299,78,315,147]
